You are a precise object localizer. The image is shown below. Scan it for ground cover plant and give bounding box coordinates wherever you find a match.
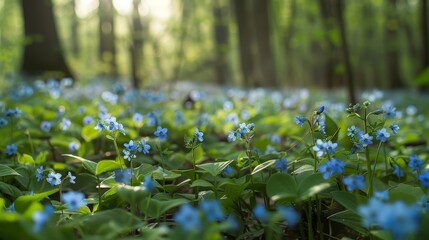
[1,80,429,240]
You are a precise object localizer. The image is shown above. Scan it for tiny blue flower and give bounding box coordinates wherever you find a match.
[5,144,17,156]
[174,110,186,125]
[377,201,420,240]
[384,105,396,119]
[390,122,399,134]
[67,171,76,184]
[295,116,307,128]
[343,175,365,192]
[359,133,373,147]
[347,125,363,138]
[275,158,288,173]
[94,119,106,131]
[83,116,94,125]
[124,140,138,152]
[154,126,168,140]
[40,121,52,133]
[358,198,385,228]
[138,140,151,154]
[374,190,389,201]
[36,166,44,182]
[174,204,201,231]
[393,165,404,178]
[313,139,326,157]
[5,108,21,118]
[114,168,132,185]
[144,176,155,192]
[62,191,87,211]
[0,118,8,127]
[277,206,300,228]
[316,106,325,114]
[223,166,234,177]
[200,200,224,222]
[227,130,238,142]
[418,171,429,187]
[194,128,204,142]
[318,158,345,179]
[253,203,269,222]
[408,155,423,172]
[376,128,390,142]
[238,123,250,134]
[68,142,79,152]
[270,135,281,144]
[132,112,144,123]
[60,118,71,131]
[46,172,62,186]
[32,204,54,233]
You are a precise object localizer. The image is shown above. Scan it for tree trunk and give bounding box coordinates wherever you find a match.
[233,0,258,87]
[213,0,231,85]
[332,0,356,104]
[422,0,429,71]
[70,0,79,56]
[252,0,277,87]
[171,0,191,82]
[21,0,73,79]
[130,0,144,89]
[98,0,117,77]
[385,0,403,89]
[283,0,297,86]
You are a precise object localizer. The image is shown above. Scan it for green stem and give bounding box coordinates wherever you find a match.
[383,144,388,175]
[307,201,314,240]
[370,141,383,189]
[97,176,102,209]
[364,110,373,197]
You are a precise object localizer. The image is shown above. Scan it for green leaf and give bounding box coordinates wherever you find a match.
[297,173,330,201]
[370,230,393,240]
[266,173,298,202]
[331,191,367,214]
[81,125,100,142]
[152,167,181,180]
[251,160,276,175]
[18,154,34,165]
[14,188,58,213]
[95,160,122,176]
[0,164,20,177]
[35,151,49,165]
[63,154,97,175]
[139,196,188,219]
[190,179,214,188]
[389,184,424,204]
[197,160,234,177]
[324,114,340,142]
[415,67,429,86]
[186,146,204,163]
[328,210,367,234]
[0,182,22,198]
[117,185,150,207]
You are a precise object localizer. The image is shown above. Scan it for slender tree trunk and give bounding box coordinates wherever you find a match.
[252,0,277,87]
[213,0,230,85]
[98,0,117,77]
[21,0,73,79]
[130,0,144,89]
[171,0,191,82]
[422,0,429,71]
[385,0,403,89]
[233,0,257,87]
[283,0,297,86]
[70,0,79,56]
[332,0,356,104]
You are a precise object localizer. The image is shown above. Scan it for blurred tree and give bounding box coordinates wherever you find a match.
[422,0,428,72]
[212,0,231,85]
[130,0,145,89]
[98,0,117,77]
[252,0,277,87]
[233,0,258,87]
[20,0,73,79]
[69,0,79,56]
[171,0,191,82]
[385,0,404,89]
[332,0,356,104]
[282,0,297,86]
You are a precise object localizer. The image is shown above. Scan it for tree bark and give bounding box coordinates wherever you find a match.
[98,0,117,77]
[70,0,79,56]
[332,0,356,104]
[422,0,429,71]
[283,0,297,86]
[213,0,231,85]
[385,0,404,89]
[130,0,144,89]
[21,0,73,79]
[233,0,258,87]
[252,0,277,87]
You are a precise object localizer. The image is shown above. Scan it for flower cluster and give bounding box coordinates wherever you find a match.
[227,123,255,142]
[313,139,338,158]
[94,116,126,135]
[252,203,300,227]
[318,158,345,179]
[37,168,76,186]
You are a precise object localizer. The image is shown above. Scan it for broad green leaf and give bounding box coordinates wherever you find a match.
[117,185,150,207]
[197,160,233,177]
[331,191,367,213]
[81,125,100,142]
[370,230,393,240]
[251,160,275,175]
[328,210,366,234]
[163,179,191,193]
[139,197,188,219]
[152,167,181,180]
[324,114,339,142]
[18,154,34,165]
[191,179,214,188]
[0,182,22,198]
[35,151,49,165]
[389,184,424,204]
[63,154,96,175]
[0,164,20,177]
[14,188,58,213]
[266,173,298,202]
[297,173,330,201]
[65,209,142,237]
[186,146,204,163]
[95,160,122,176]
